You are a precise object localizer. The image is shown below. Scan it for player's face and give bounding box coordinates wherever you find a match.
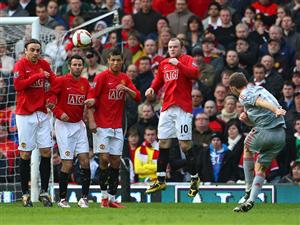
[168,39,182,58]
[69,58,84,78]
[25,43,41,63]
[108,55,123,73]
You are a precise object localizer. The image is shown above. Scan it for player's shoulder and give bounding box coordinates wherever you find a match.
[14,57,26,67]
[94,69,109,81]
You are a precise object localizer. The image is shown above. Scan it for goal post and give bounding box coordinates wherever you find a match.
[0,17,41,202]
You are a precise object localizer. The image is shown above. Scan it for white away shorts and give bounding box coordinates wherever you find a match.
[55,119,89,160]
[16,112,52,151]
[158,106,193,140]
[93,128,124,155]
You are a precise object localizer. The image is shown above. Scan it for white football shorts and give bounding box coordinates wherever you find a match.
[158,106,193,140]
[16,111,52,151]
[55,119,89,160]
[93,128,124,155]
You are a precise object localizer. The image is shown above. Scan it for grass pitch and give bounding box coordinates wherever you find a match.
[0,203,299,225]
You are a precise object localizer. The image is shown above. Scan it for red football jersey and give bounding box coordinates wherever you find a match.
[150,54,200,113]
[89,69,141,128]
[48,74,90,123]
[13,57,56,115]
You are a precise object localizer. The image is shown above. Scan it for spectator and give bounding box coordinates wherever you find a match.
[292,71,300,92]
[241,6,256,31]
[44,24,68,74]
[192,112,213,149]
[224,119,245,180]
[135,56,154,101]
[260,54,284,99]
[280,161,300,184]
[120,14,135,42]
[36,3,59,30]
[235,38,257,74]
[133,0,162,40]
[191,88,204,118]
[217,95,238,123]
[47,0,67,28]
[209,8,235,50]
[143,39,164,67]
[198,132,236,183]
[287,0,300,32]
[186,15,204,51]
[62,0,88,29]
[214,83,227,112]
[0,39,14,76]
[156,17,170,34]
[4,0,29,17]
[278,81,295,111]
[19,0,36,16]
[133,103,158,144]
[126,64,139,82]
[134,126,159,182]
[275,5,291,27]
[251,0,278,27]
[167,0,194,36]
[281,15,300,51]
[125,31,145,65]
[202,2,222,30]
[157,27,172,57]
[82,48,107,84]
[204,100,225,133]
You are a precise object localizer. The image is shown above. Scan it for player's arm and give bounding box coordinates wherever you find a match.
[145,65,164,97]
[43,61,57,84]
[255,97,286,117]
[46,77,63,110]
[169,57,200,79]
[86,107,97,133]
[13,62,48,91]
[118,77,141,102]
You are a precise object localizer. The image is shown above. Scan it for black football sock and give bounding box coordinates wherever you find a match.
[108,167,119,196]
[59,171,69,200]
[40,156,51,192]
[80,168,91,198]
[99,168,109,191]
[157,148,169,183]
[20,158,30,195]
[184,147,198,179]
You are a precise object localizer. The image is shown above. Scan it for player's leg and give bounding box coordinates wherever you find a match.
[93,128,110,207]
[179,140,200,198]
[175,107,199,197]
[107,129,125,208]
[16,114,37,207]
[57,159,72,208]
[77,153,90,208]
[146,109,175,194]
[238,147,254,204]
[145,139,171,194]
[37,112,53,207]
[76,122,91,208]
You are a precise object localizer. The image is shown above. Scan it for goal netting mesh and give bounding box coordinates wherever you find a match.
[0,24,66,203]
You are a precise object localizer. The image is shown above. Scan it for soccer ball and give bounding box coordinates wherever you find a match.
[72,29,92,47]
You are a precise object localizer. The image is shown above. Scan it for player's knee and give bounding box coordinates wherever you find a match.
[243,148,253,159]
[99,154,110,167]
[109,155,121,169]
[61,161,73,173]
[20,151,31,160]
[39,148,51,158]
[255,163,267,175]
[159,139,171,149]
[80,159,90,169]
[179,141,192,152]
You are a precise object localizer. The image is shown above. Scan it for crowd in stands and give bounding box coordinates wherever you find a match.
[1,0,300,186]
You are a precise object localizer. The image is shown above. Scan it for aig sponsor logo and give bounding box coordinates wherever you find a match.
[108,89,124,100]
[30,79,43,88]
[67,94,85,105]
[164,69,178,82]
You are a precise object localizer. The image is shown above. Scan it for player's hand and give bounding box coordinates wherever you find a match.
[89,121,97,133]
[60,113,69,122]
[84,98,95,107]
[275,108,286,117]
[46,102,55,110]
[44,71,50,79]
[145,88,154,97]
[239,112,248,122]
[116,84,128,92]
[169,58,179,66]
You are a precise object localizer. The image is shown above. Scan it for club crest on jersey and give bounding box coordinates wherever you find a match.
[21,142,26,149]
[65,150,70,156]
[164,69,178,81]
[67,94,85,105]
[80,86,85,91]
[30,79,43,88]
[99,144,105,150]
[108,89,124,100]
[120,80,126,85]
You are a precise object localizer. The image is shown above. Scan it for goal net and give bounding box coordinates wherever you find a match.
[0,12,123,203]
